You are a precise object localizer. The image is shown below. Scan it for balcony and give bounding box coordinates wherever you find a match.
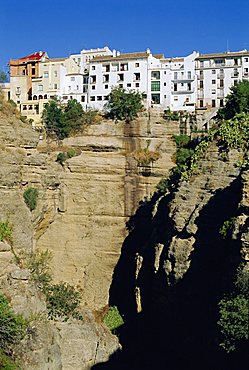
[172,89,194,94]
[172,74,194,82]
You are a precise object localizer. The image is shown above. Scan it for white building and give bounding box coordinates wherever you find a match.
[195,50,249,109]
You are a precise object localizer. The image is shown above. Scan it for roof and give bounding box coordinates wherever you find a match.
[19,52,47,61]
[48,58,66,62]
[197,50,249,60]
[153,54,165,59]
[91,51,150,62]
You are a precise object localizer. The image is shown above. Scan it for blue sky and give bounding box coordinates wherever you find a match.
[1,0,249,73]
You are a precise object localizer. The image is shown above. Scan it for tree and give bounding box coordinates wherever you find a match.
[0,71,8,83]
[42,98,69,140]
[105,87,143,122]
[217,80,249,120]
[64,98,84,134]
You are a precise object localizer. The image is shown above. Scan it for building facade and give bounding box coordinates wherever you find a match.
[8,47,249,124]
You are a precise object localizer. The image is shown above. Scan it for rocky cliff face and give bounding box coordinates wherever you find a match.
[94,139,248,369]
[0,110,178,368]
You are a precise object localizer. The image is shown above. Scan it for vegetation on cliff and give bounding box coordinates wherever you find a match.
[0,294,27,369]
[105,86,143,122]
[42,98,98,140]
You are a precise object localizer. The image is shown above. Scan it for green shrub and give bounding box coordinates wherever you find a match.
[0,294,27,355]
[219,217,236,239]
[24,249,52,288]
[0,350,18,369]
[66,148,76,158]
[44,282,83,321]
[56,152,67,165]
[174,135,191,148]
[218,295,249,352]
[23,188,38,211]
[103,306,124,331]
[0,221,13,245]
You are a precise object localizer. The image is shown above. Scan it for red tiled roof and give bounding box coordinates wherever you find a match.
[19,52,47,61]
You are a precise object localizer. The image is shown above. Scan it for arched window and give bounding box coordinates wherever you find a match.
[44,94,47,99]
[38,95,43,100]
[33,95,37,100]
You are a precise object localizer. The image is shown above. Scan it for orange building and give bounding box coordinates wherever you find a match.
[9,51,48,101]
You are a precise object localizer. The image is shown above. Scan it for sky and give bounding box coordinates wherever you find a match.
[0,0,249,73]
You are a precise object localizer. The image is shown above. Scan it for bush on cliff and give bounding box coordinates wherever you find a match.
[0,294,27,356]
[42,98,98,140]
[105,86,143,122]
[23,187,38,211]
[217,80,249,120]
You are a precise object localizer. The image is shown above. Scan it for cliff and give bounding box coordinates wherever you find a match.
[0,110,178,368]
[92,129,248,369]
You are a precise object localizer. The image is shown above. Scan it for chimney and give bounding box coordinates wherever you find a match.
[113,49,116,57]
[117,51,121,56]
[146,48,151,55]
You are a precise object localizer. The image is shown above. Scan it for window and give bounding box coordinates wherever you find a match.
[104,84,109,89]
[174,97,178,101]
[63,96,68,100]
[135,63,139,68]
[28,105,33,110]
[174,72,178,79]
[212,80,216,84]
[120,63,128,71]
[215,59,225,66]
[151,81,160,91]
[164,82,166,86]
[97,96,102,101]
[135,83,139,88]
[245,58,248,62]
[44,94,47,99]
[200,100,204,108]
[81,96,85,102]
[187,83,191,91]
[151,71,160,80]
[164,71,167,75]
[103,64,110,72]
[212,89,216,94]
[90,75,96,83]
[220,99,224,107]
[118,73,124,81]
[54,83,58,89]
[234,80,238,86]
[90,96,95,101]
[164,95,167,99]
[220,80,224,88]
[104,96,108,100]
[23,105,27,110]
[212,100,216,107]
[38,85,43,91]
[92,85,96,90]
[185,97,190,103]
[103,74,109,83]
[16,87,21,94]
[92,66,96,70]
[174,83,177,92]
[181,83,184,87]
[187,71,191,79]
[32,68,36,75]
[119,84,123,88]
[44,71,49,78]
[200,81,204,88]
[200,61,204,68]
[68,86,71,91]
[151,94,160,104]
[76,85,79,90]
[54,71,58,77]
[234,58,238,65]
[134,73,140,81]
[127,83,131,87]
[212,70,216,74]
[71,77,75,81]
